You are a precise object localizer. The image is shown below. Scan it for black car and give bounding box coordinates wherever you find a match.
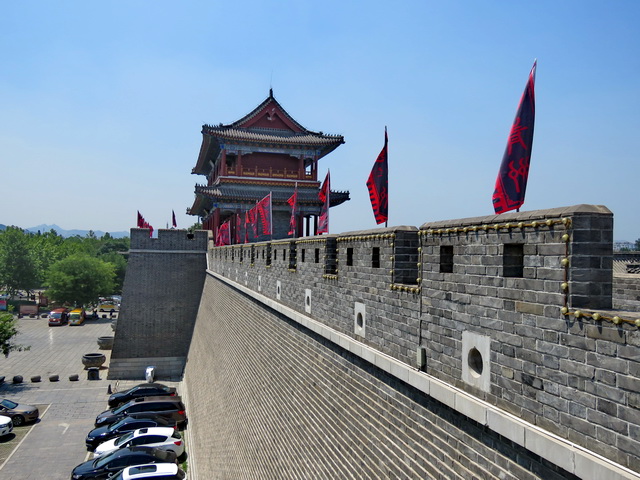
[95,397,187,430]
[108,383,177,408]
[71,446,177,480]
[86,415,176,450]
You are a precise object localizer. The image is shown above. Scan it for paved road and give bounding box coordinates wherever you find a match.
[0,314,181,479]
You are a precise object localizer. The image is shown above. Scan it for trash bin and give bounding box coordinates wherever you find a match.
[145,366,156,383]
[88,367,100,380]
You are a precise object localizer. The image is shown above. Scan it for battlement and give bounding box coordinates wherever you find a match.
[130,228,210,251]
[207,204,640,475]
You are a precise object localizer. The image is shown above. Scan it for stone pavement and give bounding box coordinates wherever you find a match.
[0,314,181,480]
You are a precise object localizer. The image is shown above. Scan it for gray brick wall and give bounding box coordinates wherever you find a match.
[183,275,579,480]
[109,228,209,380]
[204,204,640,475]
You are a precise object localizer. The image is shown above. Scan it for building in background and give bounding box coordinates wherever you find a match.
[188,90,350,242]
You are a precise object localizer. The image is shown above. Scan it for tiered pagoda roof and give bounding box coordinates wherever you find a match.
[194,181,350,207]
[192,90,344,177]
[188,90,350,233]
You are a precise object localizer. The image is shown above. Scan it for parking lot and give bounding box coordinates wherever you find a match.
[0,313,182,479]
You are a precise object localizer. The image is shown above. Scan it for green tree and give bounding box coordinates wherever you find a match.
[29,229,66,285]
[0,227,39,297]
[98,252,128,294]
[46,253,116,306]
[0,310,29,357]
[635,238,640,251]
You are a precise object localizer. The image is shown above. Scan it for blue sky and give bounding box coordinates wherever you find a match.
[1,1,638,241]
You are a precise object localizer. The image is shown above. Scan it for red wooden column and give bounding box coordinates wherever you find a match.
[221,150,228,176]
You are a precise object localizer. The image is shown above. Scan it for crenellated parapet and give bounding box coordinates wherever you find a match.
[207,204,640,476]
[129,228,210,251]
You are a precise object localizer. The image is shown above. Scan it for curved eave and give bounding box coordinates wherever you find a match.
[188,194,213,217]
[202,126,344,157]
[192,134,220,176]
[194,184,350,208]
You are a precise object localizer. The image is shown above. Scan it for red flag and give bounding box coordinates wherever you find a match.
[172,210,177,228]
[492,61,537,214]
[256,193,272,236]
[244,209,253,243]
[287,184,298,236]
[366,128,389,224]
[247,207,258,239]
[235,213,242,244]
[318,171,330,234]
[137,211,144,228]
[216,221,231,246]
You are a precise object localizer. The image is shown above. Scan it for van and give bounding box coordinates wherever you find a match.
[69,308,86,326]
[48,308,69,326]
[95,397,187,430]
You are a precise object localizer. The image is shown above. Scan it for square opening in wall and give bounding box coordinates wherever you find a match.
[440,245,453,273]
[372,247,380,268]
[503,244,524,277]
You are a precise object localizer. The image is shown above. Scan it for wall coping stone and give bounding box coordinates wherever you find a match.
[208,267,640,480]
[420,204,612,229]
[128,249,208,254]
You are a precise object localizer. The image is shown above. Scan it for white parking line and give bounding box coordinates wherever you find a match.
[0,403,52,470]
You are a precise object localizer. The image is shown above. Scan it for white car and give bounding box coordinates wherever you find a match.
[107,463,186,480]
[93,427,184,459]
[0,415,13,436]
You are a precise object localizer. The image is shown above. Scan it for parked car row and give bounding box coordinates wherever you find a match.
[71,383,187,480]
[0,397,40,439]
[47,307,104,326]
[0,398,40,427]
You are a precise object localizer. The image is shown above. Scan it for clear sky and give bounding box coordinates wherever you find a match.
[2,1,638,241]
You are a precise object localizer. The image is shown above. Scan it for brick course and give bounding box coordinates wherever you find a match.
[200,205,640,476]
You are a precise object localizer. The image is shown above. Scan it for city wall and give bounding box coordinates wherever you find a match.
[109,228,209,379]
[182,204,640,479]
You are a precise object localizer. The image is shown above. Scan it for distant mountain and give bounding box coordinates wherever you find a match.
[24,224,129,238]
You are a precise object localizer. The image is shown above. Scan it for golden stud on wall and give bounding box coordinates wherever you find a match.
[574,310,582,318]
[561,282,569,291]
[561,258,570,267]
[613,316,622,325]
[562,234,570,242]
[592,313,601,321]
[561,307,569,315]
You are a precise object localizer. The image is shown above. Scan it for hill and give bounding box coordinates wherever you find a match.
[24,224,129,238]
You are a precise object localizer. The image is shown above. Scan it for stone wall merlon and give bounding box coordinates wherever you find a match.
[130,228,211,250]
[337,225,418,237]
[420,204,612,230]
